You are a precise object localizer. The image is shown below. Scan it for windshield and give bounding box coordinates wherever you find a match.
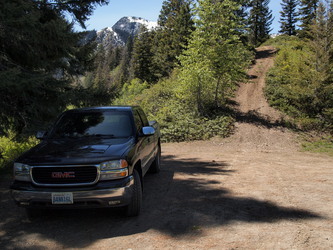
[49,111,133,138]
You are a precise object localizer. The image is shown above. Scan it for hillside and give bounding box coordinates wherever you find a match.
[225,46,298,152]
[1,46,332,249]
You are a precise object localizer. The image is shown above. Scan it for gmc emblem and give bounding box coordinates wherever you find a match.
[51,172,75,178]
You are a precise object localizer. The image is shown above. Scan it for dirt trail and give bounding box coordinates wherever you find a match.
[225,46,297,153]
[1,46,332,249]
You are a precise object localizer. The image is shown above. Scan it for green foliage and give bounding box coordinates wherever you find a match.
[265,37,316,115]
[298,0,319,37]
[114,0,250,143]
[178,0,252,115]
[263,34,303,48]
[301,134,333,156]
[265,34,333,132]
[0,0,113,136]
[114,71,234,142]
[248,0,273,46]
[0,134,38,171]
[130,28,157,83]
[114,78,149,106]
[86,41,133,91]
[0,69,68,135]
[279,0,299,36]
[153,0,195,78]
[160,112,234,142]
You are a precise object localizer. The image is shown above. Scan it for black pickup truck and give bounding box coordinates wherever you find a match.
[10,106,161,216]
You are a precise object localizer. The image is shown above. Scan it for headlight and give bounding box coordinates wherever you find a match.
[14,162,32,181]
[99,160,128,180]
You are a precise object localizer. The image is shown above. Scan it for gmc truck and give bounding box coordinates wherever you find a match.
[10,106,161,217]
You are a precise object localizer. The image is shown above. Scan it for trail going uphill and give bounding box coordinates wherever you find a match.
[224,45,298,153]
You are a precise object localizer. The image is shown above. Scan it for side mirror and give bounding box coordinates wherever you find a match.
[141,126,155,136]
[36,131,47,140]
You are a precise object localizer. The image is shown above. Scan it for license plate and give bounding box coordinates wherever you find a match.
[52,192,73,204]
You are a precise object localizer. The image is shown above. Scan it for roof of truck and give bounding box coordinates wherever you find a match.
[66,106,139,112]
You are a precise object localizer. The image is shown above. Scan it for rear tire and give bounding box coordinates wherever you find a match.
[125,169,142,217]
[149,144,161,173]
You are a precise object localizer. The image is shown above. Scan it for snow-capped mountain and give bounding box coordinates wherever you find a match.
[93,16,158,48]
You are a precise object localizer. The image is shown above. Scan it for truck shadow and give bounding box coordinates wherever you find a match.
[0,155,322,249]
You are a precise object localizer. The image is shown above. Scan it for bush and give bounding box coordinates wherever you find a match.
[265,36,333,132]
[0,134,38,172]
[113,78,149,106]
[114,72,234,142]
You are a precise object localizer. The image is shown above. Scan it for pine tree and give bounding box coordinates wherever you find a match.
[299,0,319,36]
[130,27,157,83]
[107,46,122,70]
[153,0,194,79]
[178,0,252,114]
[36,0,109,29]
[328,0,333,70]
[0,0,109,135]
[279,0,299,36]
[308,0,333,124]
[248,0,273,46]
[115,37,134,86]
[235,0,251,21]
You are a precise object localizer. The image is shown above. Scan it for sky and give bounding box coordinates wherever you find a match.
[80,0,282,34]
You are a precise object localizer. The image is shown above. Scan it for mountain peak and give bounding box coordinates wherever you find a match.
[95,16,158,48]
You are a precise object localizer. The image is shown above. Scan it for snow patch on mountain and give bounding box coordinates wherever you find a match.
[94,16,158,48]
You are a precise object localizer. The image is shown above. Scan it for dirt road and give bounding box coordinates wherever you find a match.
[1,46,332,249]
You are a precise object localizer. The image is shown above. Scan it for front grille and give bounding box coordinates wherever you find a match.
[31,166,98,186]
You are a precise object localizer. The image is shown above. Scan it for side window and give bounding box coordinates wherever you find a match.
[138,109,149,127]
[133,110,143,132]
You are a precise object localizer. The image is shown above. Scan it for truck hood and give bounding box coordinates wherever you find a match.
[17,137,135,165]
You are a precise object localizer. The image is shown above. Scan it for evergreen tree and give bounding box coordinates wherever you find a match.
[279,0,299,36]
[178,0,252,114]
[235,0,253,48]
[108,46,122,70]
[299,0,319,36]
[92,45,109,88]
[0,0,109,135]
[36,0,109,28]
[248,0,273,46]
[130,27,157,83]
[153,0,194,79]
[308,1,332,75]
[235,0,251,21]
[115,37,134,87]
[308,0,333,124]
[329,0,333,71]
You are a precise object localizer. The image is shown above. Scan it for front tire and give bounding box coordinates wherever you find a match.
[125,169,142,217]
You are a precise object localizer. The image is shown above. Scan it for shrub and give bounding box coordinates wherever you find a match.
[265,36,333,132]
[0,134,38,171]
[114,72,234,142]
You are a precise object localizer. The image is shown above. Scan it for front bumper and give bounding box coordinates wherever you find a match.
[11,176,134,208]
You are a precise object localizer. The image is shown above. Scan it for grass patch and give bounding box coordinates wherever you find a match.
[301,134,333,156]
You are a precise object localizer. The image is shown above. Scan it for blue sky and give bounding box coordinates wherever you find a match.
[81,0,282,34]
